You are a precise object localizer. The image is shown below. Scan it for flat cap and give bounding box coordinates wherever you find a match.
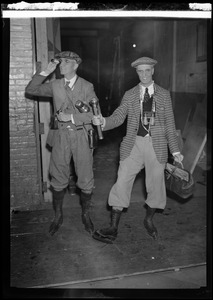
[55,51,82,64]
[131,57,157,68]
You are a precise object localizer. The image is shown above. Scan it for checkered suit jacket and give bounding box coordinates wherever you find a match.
[104,83,180,164]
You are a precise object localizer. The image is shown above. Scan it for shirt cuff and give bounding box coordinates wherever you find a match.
[172,152,180,156]
[101,117,106,129]
[70,114,75,124]
[40,71,50,76]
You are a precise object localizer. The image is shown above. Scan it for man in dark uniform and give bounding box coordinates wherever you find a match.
[92,57,183,243]
[26,51,97,236]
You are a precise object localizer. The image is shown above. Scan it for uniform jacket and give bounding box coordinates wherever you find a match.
[26,74,97,117]
[104,83,180,164]
[26,74,97,145]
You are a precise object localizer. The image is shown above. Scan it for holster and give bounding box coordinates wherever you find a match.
[50,114,59,130]
[88,127,98,149]
[46,115,58,148]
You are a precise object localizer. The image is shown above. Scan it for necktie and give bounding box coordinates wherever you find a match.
[64,80,76,111]
[144,87,150,103]
[65,81,70,88]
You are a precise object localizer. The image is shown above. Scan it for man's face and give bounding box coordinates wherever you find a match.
[59,58,78,75]
[136,64,154,86]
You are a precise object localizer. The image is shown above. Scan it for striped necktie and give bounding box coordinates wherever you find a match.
[144,87,150,103]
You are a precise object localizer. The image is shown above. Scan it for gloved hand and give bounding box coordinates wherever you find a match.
[73,112,93,125]
[56,112,72,122]
[43,60,59,76]
[173,153,184,164]
[92,114,105,126]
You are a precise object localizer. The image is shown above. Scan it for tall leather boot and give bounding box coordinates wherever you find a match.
[92,209,122,244]
[143,206,158,240]
[49,189,65,236]
[80,191,94,234]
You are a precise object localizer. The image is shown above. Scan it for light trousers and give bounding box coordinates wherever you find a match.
[108,135,166,210]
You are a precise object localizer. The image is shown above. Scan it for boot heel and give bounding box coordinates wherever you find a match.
[92,209,122,244]
[93,230,116,244]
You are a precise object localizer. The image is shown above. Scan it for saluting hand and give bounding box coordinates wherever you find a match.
[43,60,60,76]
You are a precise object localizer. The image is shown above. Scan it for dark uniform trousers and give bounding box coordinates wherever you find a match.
[49,123,94,194]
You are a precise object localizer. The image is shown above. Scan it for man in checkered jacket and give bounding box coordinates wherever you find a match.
[92,56,183,243]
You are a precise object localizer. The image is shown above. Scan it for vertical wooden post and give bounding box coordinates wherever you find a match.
[31,19,43,204]
[35,18,52,202]
[34,18,61,203]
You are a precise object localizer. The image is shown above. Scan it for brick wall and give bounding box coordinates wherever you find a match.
[10,18,41,210]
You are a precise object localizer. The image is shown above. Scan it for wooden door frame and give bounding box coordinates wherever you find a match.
[33,18,61,203]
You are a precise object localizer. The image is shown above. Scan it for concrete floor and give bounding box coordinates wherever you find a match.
[9,129,211,298]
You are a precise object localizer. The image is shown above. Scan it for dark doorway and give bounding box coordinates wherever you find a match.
[60,17,148,115]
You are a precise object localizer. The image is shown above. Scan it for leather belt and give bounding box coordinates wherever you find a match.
[58,121,83,131]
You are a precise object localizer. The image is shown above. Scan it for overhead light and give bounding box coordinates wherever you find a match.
[133,44,136,48]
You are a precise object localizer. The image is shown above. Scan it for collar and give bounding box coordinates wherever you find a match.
[140,81,154,96]
[64,75,77,88]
